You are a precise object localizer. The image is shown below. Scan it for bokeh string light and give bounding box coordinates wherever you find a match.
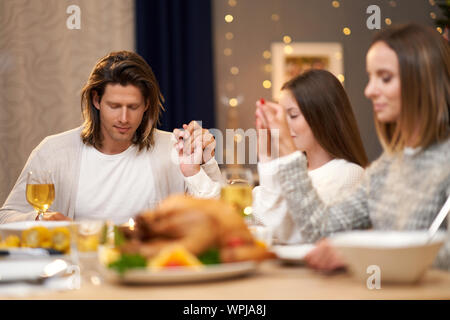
[221,0,244,165]
[221,0,410,148]
[222,0,241,111]
[389,1,397,7]
[333,1,345,84]
[332,1,340,8]
[224,14,234,23]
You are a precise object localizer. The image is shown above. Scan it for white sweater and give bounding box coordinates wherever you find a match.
[0,127,222,223]
[252,158,364,244]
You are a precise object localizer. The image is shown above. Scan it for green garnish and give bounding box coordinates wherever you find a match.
[114,226,126,246]
[100,224,108,245]
[198,248,221,265]
[108,253,147,275]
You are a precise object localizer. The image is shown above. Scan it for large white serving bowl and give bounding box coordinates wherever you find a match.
[329,230,447,284]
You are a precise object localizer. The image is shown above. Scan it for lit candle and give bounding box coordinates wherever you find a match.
[128,218,135,231]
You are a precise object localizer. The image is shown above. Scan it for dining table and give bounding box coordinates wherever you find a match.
[5,260,450,300]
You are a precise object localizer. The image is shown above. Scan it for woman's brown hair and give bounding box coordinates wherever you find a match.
[282,69,369,167]
[80,51,164,151]
[370,24,450,153]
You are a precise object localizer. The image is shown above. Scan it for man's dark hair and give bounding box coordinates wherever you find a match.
[80,51,164,150]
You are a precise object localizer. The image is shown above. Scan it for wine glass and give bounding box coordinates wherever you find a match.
[26,170,55,220]
[220,167,254,221]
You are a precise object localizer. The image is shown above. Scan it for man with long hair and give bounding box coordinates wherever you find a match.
[0,51,221,223]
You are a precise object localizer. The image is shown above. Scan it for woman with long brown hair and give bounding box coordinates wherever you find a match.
[255,23,449,270]
[253,69,368,244]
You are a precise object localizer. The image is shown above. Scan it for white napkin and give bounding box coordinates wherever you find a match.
[0,257,81,298]
[0,274,80,298]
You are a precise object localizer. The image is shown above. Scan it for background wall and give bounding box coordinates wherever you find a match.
[0,0,134,204]
[212,0,437,168]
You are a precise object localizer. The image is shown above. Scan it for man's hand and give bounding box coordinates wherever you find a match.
[173,121,216,177]
[182,121,216,164]
[304,238,346,272]
[37,212,72,221]
[255,99,296,159]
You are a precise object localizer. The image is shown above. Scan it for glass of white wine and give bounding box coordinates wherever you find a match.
[26,170,55,220]
[220,167,254,222]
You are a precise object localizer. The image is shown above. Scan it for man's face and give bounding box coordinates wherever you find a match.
[93,83,149,153]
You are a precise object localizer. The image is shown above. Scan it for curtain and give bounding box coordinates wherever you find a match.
[135,0,216,132]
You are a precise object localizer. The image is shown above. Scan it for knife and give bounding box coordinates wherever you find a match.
[0,248,63,257]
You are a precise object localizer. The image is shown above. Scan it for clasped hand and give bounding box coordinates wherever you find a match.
[173,121,216,177]
[255,99,297,162]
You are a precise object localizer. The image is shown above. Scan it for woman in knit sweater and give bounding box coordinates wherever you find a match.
[253,69,368,244]
[255,24,450,270]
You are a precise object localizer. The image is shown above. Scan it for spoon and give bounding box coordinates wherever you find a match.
[427,194,450,242]
[27,259,70,284]
[0,259,69,284]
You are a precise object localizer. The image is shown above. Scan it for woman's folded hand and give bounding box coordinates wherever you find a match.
[255,99,297,159]
[304,238,346,272]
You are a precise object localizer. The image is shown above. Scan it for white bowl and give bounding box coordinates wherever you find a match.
[329,230,447,284]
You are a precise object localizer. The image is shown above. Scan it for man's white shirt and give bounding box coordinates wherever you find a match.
[76,143,159,224]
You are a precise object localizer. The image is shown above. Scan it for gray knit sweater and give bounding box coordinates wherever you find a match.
[274,138,450,270]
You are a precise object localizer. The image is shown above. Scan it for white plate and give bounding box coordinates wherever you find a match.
[271,244,315,264]
[0,221,73,239]
[0,221,72,231]
[101,261,258,284]
[0,258,55,282]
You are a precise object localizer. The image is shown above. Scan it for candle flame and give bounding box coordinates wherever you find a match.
[128,218,135,230]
